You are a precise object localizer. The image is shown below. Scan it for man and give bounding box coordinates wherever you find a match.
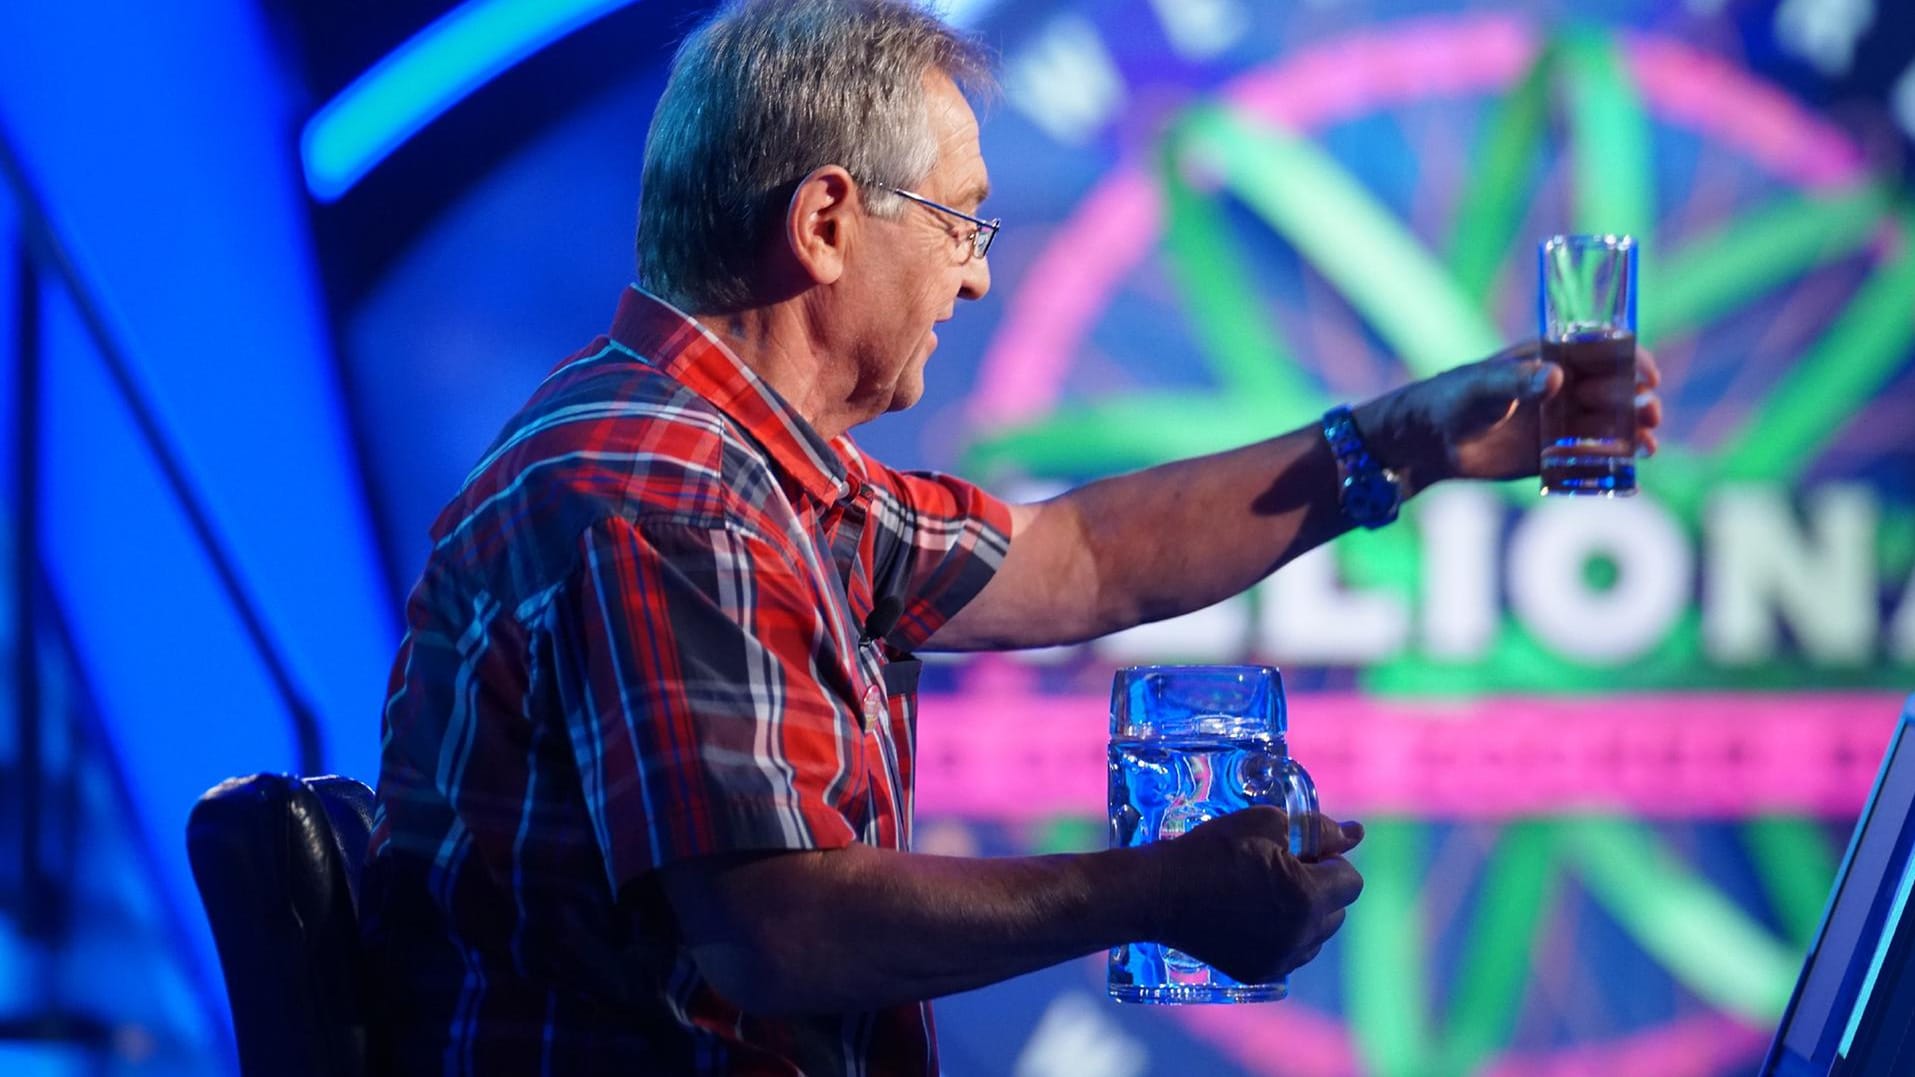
[361,1,1663,1073]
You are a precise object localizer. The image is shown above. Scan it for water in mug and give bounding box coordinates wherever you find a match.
[1108,730,1288,1000]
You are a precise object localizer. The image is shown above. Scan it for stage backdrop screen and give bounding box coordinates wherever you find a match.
[325,2,1915,1075]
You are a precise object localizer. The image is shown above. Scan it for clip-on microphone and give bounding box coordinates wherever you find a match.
[861,595,903,646]
[858,595,920,700]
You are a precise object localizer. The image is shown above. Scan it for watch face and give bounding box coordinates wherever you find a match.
[1347,471,1401,524]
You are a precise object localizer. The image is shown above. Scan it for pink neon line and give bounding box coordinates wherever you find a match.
[1167,998,1358,1077]
[1477,1013,1768,1077]
[1159,985,1765,1077]
[913,692,1905,821]
[1625,35,1866,190]
[966,173,1159,429]
[1228,14,1536,132]
[964,20,1875,426]
[969,16,1535,429]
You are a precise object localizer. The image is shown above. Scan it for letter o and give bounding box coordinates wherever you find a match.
[1507,498,1692,665]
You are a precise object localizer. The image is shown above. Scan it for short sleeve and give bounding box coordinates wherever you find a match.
[863,465,1013,650]
[548,515,862,894]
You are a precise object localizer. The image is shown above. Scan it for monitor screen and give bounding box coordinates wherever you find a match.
[1763,695,1915,1076]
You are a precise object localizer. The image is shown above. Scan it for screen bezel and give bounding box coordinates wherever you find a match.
[1760,696,1915,1076]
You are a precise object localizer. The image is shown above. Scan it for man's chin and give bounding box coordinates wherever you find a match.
[885,376,926,413]
[884,344,933,412]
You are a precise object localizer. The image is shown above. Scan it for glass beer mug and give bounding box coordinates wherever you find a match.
[1107,665,1320,1004]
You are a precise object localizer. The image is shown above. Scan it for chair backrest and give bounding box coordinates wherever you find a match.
[187,773,377,1077]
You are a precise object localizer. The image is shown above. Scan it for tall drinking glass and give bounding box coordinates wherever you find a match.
[1107,665,1319,1004]
[1538,234,1639,496]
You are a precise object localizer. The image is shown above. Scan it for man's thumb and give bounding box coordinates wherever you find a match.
[1515,359,1557,401]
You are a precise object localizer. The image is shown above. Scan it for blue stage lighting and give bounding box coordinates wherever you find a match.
[301,0,640,202]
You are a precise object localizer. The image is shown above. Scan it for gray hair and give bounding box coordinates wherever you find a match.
[636,0,993,313]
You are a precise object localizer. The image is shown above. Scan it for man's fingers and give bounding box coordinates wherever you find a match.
[1315,907,1347,947]
[1636,387,1662,458]
[1308,856,1365,908]
[1636,347,1662,389]
[1636,392,1662,431]
[1317,900,1348,942]
[1506,358,1560,403]
[1516,358,1562,400]
[1275,918,1338,980]
[1284,940,1326,977]
[1305,815,1363,859]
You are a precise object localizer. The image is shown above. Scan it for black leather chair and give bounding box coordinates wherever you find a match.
[187,773,377,1077]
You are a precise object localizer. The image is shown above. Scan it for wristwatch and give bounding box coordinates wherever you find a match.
[1321,405,1404,530]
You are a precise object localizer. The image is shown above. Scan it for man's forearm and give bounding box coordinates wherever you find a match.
[929,396,1433,651]
[1047,422,1352,640]
[664,808,1365,1016]
[665,843,1163,1015]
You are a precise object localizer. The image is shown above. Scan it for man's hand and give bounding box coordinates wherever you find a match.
[1150,808,1364,985]
[1353,342,1664,491]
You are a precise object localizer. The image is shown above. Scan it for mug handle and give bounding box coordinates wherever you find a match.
[1279,758,1320,860]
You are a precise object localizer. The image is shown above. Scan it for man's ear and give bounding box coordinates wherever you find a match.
[785,165,859,286]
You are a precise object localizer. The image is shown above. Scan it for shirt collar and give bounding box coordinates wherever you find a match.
[609,285,857,504]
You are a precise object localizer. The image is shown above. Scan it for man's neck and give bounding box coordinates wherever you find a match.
[693,300,865,441]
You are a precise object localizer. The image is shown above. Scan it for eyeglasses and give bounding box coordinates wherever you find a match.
[870,182,1000,261]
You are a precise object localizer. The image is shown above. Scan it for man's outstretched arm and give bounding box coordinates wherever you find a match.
[930,421,1346,651]
[928,346,1663,651]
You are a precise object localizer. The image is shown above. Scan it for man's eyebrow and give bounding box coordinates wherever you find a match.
[960,181,991,210]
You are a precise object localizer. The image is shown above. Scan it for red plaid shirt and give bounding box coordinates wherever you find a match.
[361,286,1012,1075]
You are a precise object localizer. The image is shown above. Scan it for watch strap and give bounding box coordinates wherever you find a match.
[1322,405,1403,530]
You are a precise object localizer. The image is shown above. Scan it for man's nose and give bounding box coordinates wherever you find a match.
[959,252,991,301]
